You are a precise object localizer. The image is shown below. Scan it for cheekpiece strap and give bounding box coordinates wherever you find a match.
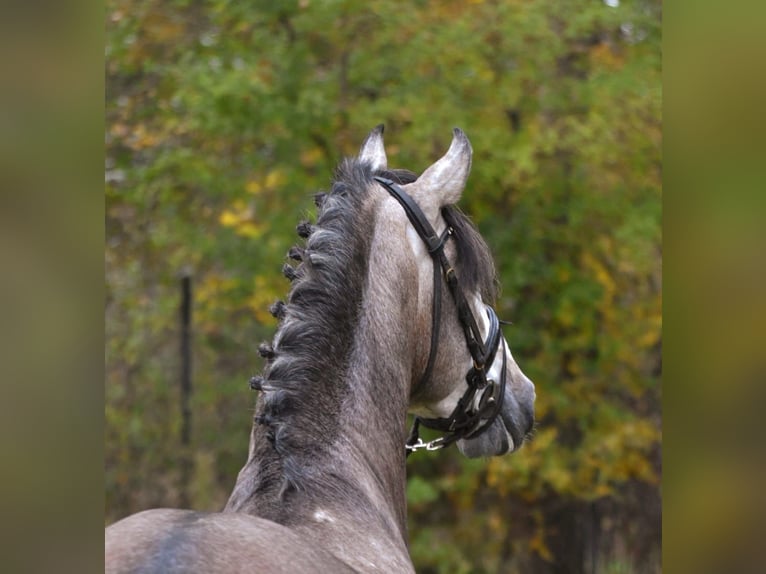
[373,176,506,454]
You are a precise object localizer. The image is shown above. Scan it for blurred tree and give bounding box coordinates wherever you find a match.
[106,1,661,572]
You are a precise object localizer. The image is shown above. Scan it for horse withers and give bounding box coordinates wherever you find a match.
[106,126,535,573]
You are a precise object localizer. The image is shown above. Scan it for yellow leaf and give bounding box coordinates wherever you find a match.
[265,169,286,189]
[594,483,614,498]
[247,276,279,324]
[235,222,263,239]
[129,124,159,150]
[529,529,554,562]
[245,180,262,195]
[219,210,239,227]
[300,147,323,168]
[590,42,624,70]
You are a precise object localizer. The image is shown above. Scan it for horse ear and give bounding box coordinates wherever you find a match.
[402,128,472,221]
[358,124,387,172]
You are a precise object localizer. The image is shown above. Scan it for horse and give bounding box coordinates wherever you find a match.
[105,126,536,573]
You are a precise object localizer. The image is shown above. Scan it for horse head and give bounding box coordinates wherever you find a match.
[359,125,535,459]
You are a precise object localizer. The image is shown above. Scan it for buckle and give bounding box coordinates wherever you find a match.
[478,380,496,410]
[405,437,446,452]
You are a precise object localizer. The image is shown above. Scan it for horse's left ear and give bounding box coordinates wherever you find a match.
[402,128,472,222]
[358,124,387,172]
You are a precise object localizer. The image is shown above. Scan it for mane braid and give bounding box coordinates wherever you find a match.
[251,159,378,504]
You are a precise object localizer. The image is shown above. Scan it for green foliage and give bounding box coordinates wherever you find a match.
[406,475,440,507]
[106,0,661,571]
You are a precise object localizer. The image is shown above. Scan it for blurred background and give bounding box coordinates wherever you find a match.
[105,1,661,572]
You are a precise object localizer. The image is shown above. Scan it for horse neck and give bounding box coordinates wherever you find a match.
[225,196,421,553]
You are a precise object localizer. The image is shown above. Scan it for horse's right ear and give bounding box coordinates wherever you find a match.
[402,128,472,223]
[358,124,387,172]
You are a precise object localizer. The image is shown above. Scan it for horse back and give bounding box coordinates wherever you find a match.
[105,509,357,574]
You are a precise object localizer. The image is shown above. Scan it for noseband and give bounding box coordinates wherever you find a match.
[373,176,507,455]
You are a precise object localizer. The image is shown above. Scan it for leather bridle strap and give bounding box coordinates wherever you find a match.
[374,177,488,366]
[374,176,456,388]
[373,176,506,454]
[416,307,505,439]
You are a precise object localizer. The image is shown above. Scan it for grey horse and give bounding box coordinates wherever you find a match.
[105,126,535,573]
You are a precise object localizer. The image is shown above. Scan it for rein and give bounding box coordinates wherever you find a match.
[373,176,507,455]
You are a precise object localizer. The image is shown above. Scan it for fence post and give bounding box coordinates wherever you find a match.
[179,273,192,507]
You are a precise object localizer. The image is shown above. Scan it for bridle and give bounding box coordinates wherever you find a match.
[373,176,507,455]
